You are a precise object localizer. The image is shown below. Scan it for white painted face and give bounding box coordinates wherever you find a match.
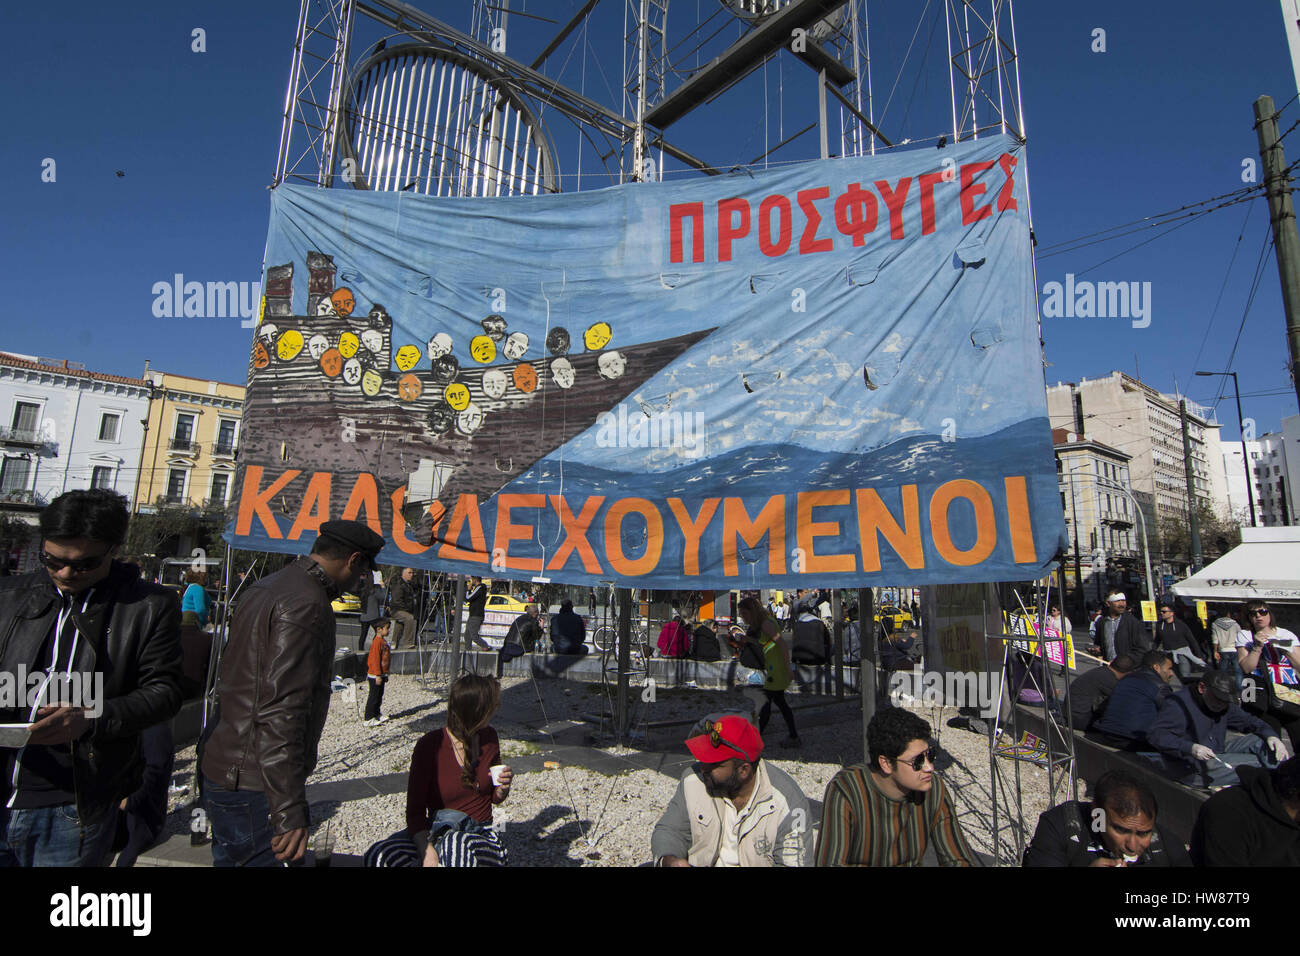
[315,298,337,316]
[550,357,575,389]
[342,357,363,385]
[481,368,508,400]
[597,350,626,380]
[361,329,383,353]
[503,331,529,360]
[307,333,330,360]
[427,332,454,359]
[258,323,278,345]
[456,402,484,436]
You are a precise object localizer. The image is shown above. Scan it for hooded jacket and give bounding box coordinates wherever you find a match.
[1147,685,1275,770]
[0,562,183,825]
[1190,764,1300,866]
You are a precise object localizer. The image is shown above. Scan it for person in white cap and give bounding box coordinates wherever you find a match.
[1096,591,1150,662]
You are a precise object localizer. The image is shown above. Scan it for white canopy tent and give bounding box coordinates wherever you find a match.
[1170,527,1300,604]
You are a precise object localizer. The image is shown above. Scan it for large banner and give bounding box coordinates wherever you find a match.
[232,133,1066,588]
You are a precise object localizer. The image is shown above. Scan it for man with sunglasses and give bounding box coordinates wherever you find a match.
[651,715,812,866]
[201,520,384,866]
[816,708,977,866]
[0,489,183,866]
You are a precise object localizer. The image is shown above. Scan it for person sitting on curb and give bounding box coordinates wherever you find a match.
[1023,769,1190,867]
[1090,651,1175,745]
[1146,669,1288,788]
[550,599,588,656]
[651,715,812,867]
[1068,654,1137,732]
[1191,755,1300,866]
[816,708,977,866]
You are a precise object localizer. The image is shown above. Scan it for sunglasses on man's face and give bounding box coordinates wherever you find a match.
[1250,609,1271,617]
[894,748,937,772]
[39,550,112,573]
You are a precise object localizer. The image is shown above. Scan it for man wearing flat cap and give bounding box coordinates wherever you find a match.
[1147,669,1290,788]
[202,520,385,865]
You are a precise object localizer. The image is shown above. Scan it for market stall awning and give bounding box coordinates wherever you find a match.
[1170,527,1300,603]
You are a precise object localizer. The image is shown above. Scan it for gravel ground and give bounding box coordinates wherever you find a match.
[163,673,1078,865]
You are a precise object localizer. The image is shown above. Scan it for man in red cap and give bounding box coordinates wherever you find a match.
[650,714,812,866]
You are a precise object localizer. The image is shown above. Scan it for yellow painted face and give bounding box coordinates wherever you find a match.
[583,321,613,351]
[338,332,360,358]
[397,373,423,402]
[361,369,383,397]
[331,287,356,317]
[444,382,471,410]
[275,329,304,361]
[394,344,421,371]
[469,335,496,364]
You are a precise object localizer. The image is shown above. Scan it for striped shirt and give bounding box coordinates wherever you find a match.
[815,764,977,867]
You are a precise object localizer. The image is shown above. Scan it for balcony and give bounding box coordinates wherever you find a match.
[0,488,48,510]
[0,425,43,447]
[168,437,199,455]
[211,441,237,459]
[202,497,230,511]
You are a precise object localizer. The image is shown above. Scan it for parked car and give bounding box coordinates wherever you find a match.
[332,592,362,614]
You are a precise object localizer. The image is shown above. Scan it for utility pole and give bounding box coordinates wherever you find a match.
[1254,95,1300,411]
[1179,399,1204,573]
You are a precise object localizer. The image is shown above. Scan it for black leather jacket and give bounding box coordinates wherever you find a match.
[0,562,183,825]
[201,557,335,834]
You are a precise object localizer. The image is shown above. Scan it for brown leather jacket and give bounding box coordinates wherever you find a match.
[201,557,335,833]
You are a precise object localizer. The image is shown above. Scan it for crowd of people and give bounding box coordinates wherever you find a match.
[1,489,1295,868]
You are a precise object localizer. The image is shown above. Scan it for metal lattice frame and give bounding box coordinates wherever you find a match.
[945,0,1026,143]
[624,0,670,181]
[275,0,356,187]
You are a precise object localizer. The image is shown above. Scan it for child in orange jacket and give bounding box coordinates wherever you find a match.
[365,618,392,726]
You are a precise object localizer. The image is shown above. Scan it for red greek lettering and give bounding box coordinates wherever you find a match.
[997,153,1018,212]
[960,161,996,224]
[757,195,793,257]
[717,197,751,262]
[916,171,949,235]
[873,177,911,239]
[669,202,705,263]
[796,187,834,254]
[833,183,878,247]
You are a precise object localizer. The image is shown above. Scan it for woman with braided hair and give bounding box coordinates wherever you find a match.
[364,674,513,867]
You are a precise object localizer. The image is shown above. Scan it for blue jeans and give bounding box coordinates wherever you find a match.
[203,778,279,867]
[0,803,119,867]
[1140,735,1278,788]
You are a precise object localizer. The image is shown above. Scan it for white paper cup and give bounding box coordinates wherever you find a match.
[490,764,507,786]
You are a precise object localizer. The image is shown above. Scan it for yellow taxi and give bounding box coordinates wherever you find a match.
[332,592,362,614]
[466,592,529,614]
[875,604,913,631]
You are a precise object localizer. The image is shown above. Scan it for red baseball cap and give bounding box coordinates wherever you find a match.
[685,715,763,764]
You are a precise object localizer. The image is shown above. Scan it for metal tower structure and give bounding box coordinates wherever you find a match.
[624,0,670,181]
[945,0,1026,143]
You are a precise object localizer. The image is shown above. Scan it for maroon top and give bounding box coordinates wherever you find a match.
[405,728,499,832]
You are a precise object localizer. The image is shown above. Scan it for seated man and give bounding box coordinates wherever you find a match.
[1023,769,1190,867]
[504,604,542,652]
[1191,755,1300,866]
[1147,670,1288,788]
[1068,655,1136,732]
[816,708,977,866]
[549,600,588,656]
[1091,651,1175,744]
[651,715,811,867]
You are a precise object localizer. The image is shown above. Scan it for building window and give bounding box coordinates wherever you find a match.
[210,472,229,505]
[11,402,39,434]
[171,413,196,453]
[215,419,237,456]
[166,469,187,504]
[0,456,31,493]
[90,465,112,489]
[98,412,120,442]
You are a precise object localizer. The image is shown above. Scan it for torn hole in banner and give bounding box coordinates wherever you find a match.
[954,238,987,267]
[846,253,888,286]
[741,370,782,393]
[748,274,781,294]
[969,325,1003,350]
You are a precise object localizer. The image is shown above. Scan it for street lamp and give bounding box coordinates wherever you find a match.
[1195,370,1257,527]
[1063,466,1155,603]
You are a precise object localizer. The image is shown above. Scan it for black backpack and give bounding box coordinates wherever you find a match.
[790,617,830,665]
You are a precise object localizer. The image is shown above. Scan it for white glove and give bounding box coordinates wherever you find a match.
[1266,736,1289,761]
[1190,744,1216,762]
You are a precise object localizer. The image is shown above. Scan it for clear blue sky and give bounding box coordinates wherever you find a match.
[3,0,1297,440]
